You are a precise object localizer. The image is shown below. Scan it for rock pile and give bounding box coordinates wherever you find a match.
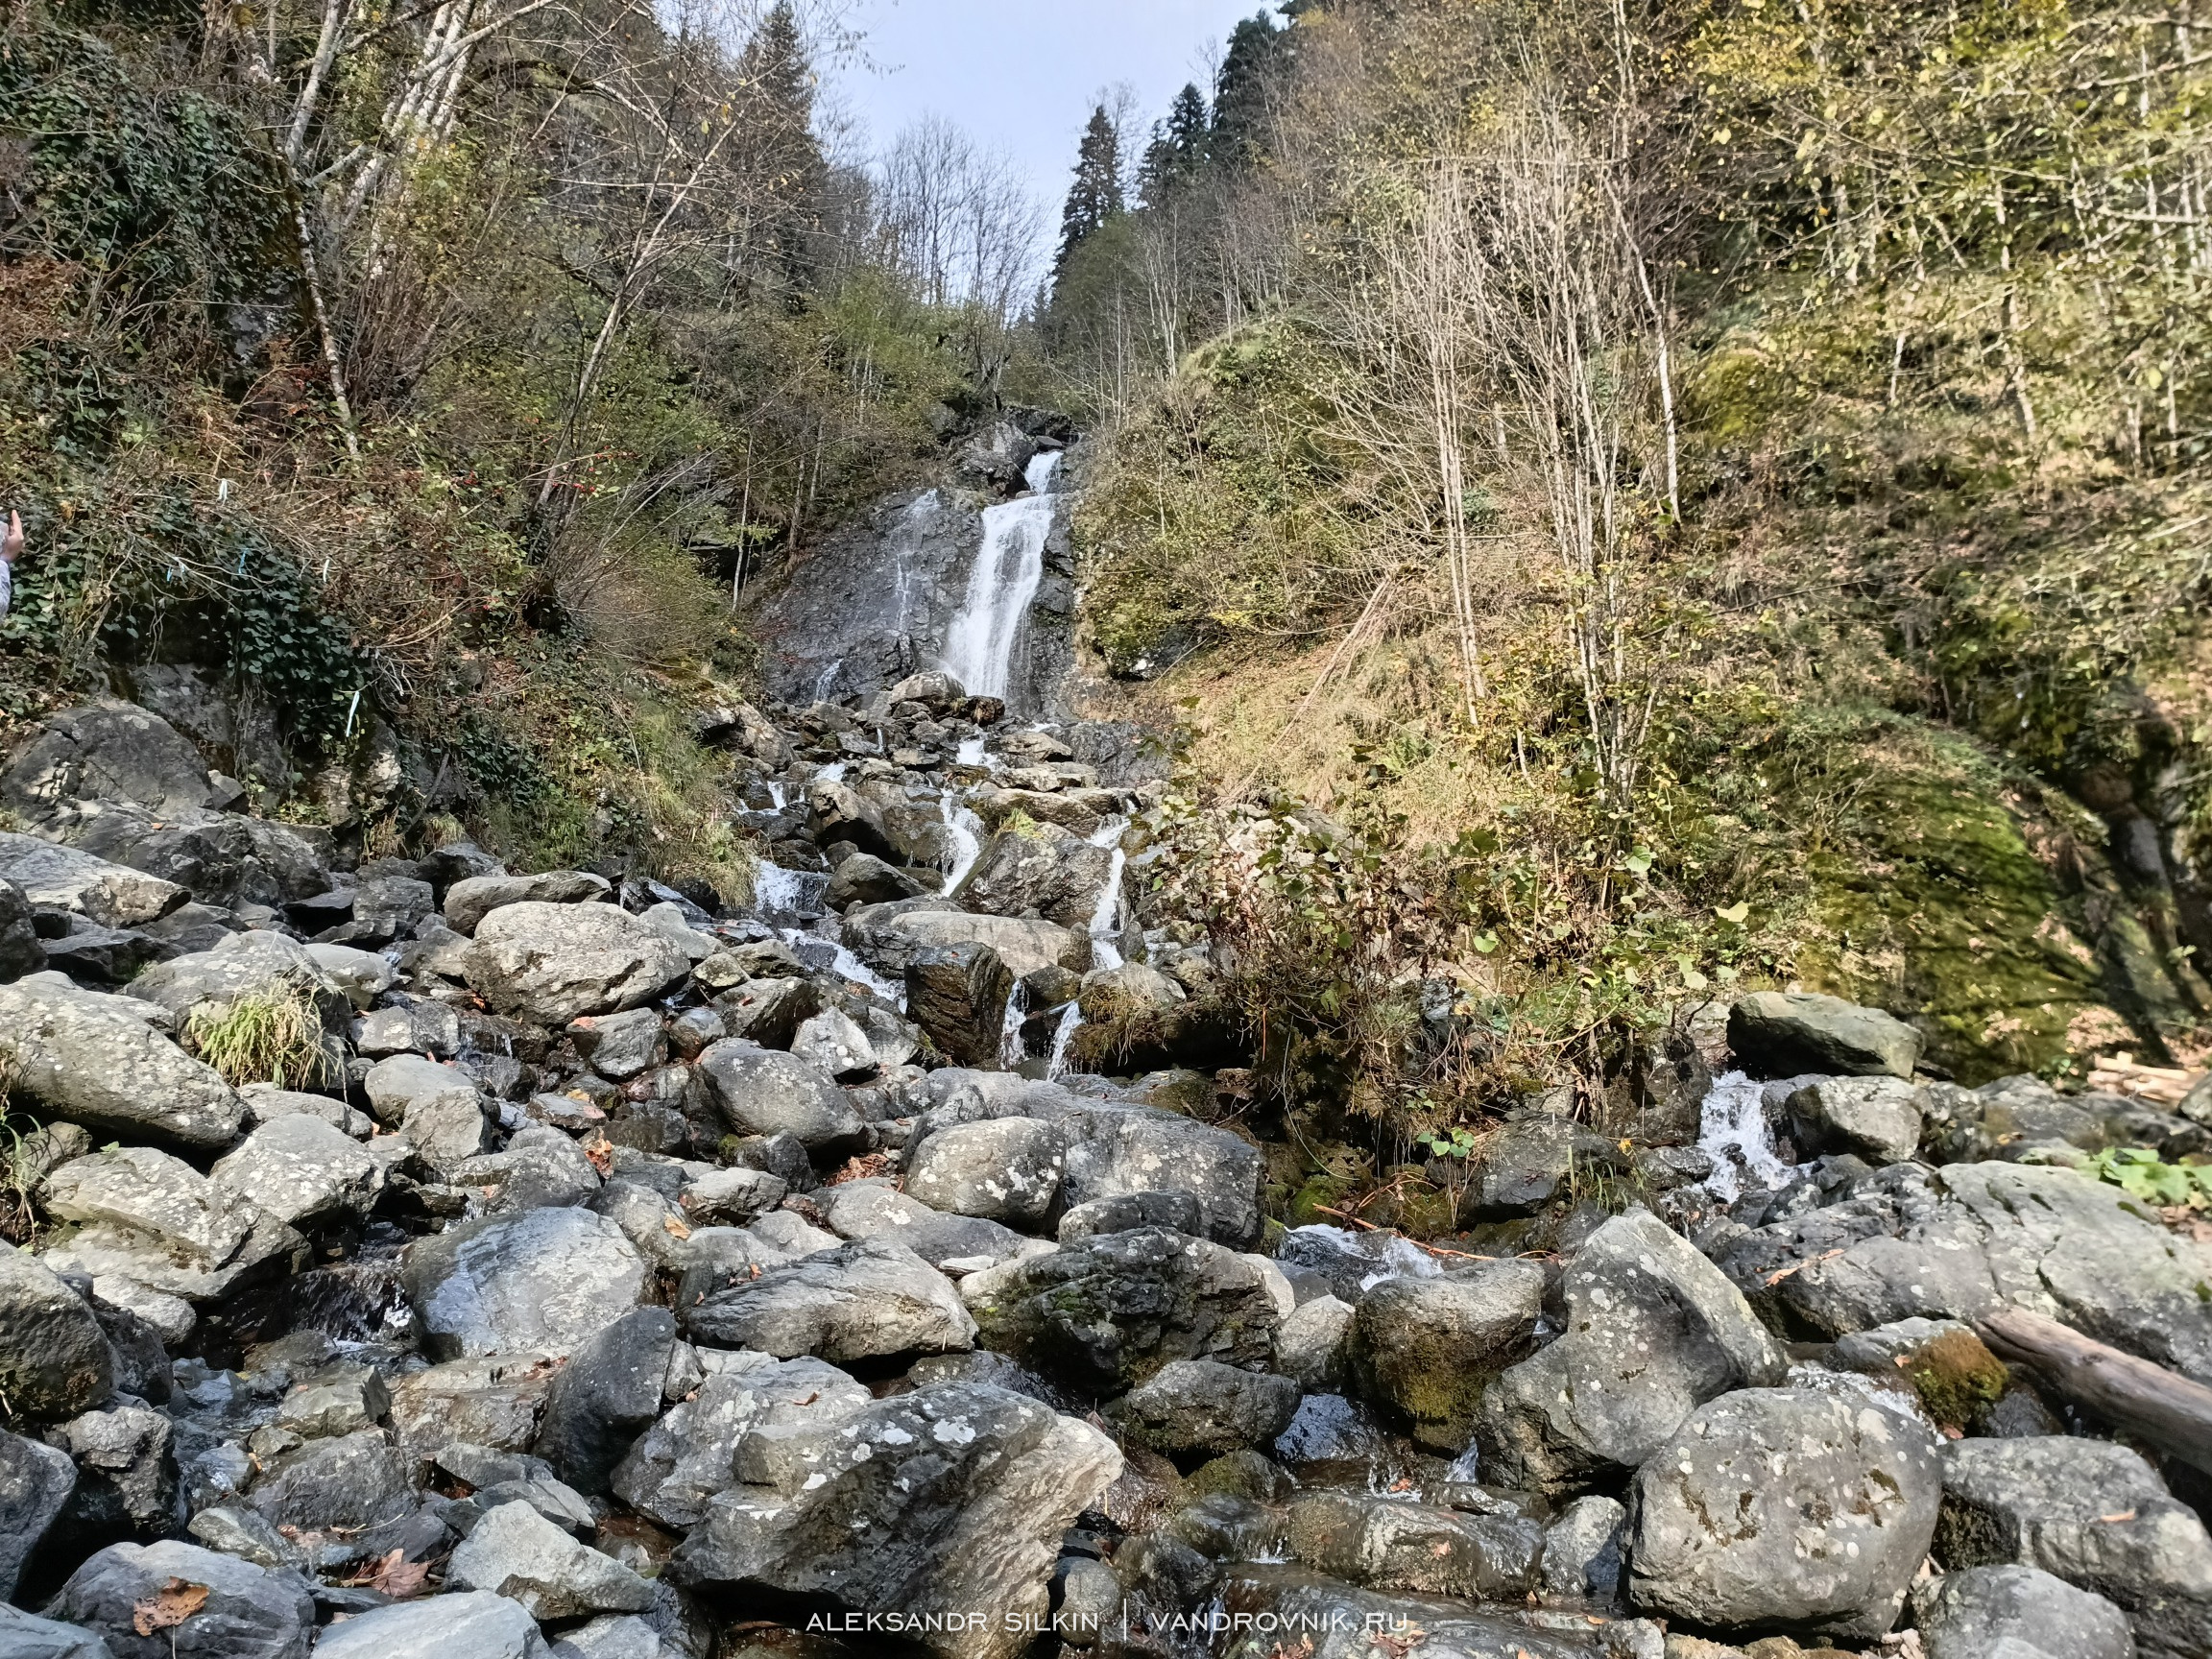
[1,686,2208,1659]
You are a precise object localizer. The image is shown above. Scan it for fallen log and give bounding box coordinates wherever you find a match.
[1977,1306,2212,1475]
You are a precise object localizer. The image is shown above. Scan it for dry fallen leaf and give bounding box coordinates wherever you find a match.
[133,1578,209,1636]
[2099,1509,2139,1524]
[364,1549,432,1599]
[662,1214,692,1240]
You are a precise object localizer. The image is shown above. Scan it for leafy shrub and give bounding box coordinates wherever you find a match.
[2084,1145,2212,1210]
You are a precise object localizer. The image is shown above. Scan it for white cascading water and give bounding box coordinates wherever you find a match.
[1695,1069,1801,1202]
[1046,819,1131,1078]
[939,451,1062,701]
[939,791,985,892]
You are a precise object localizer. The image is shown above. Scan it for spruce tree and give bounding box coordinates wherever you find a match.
[736,0,830,288]
[1138,83,1211,205]
[1211,11,1286,168]
[1052,104,1124,281]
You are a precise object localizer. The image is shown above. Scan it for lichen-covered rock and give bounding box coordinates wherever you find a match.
[670,1382,1121,1659]
[308,1592,547,1659]
[1715,1162,2212,1386]
[0,1246,114,1421]
[1104,1359,1300,1458]
[1936,1435,2212,1659]
[1913,1564,2135,1659]
[1785,1075,1927,1166]
[1628,1386,1943,1641]
[967,1226,1281,1393]
[906,1116,1066,1228]
[445,869,612,932]
[447,1499,656,1621]
[463,902,691,1023]
[0,974,243,1149]
[1286,1490,1544,1602]
[1479,1209,1785,1491]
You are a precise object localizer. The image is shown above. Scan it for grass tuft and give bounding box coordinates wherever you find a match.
[185,980,336,1090]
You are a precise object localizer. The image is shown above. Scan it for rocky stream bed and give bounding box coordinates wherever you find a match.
[4,669,2212,1659]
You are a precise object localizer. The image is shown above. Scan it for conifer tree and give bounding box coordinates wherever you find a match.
[735,0,830,288]
[1052,104,1124,281]
[1211,11,1286,168]
[1138,83,1211,205]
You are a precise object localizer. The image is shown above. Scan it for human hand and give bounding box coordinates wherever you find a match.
[1,512,20,564]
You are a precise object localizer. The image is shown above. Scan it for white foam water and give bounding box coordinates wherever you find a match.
[940,453,1062,701]
[955,736,989,767]
[1045,999,1083,1080]
[1695,1069,1801,1203]
[940,791,985,892]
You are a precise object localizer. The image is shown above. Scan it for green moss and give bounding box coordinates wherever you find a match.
[1901,1328,2011,1431]
[1786,716,2121,1084]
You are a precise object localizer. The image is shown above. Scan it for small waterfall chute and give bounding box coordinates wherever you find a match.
[1695,1070,1802,1202]
[940,453,1062,701]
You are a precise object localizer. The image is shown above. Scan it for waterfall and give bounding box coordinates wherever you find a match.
[1695,1070,1801,1202]
[940,791,985,891]
[939,452,1062,700]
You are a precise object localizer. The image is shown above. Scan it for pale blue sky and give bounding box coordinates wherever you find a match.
[826,1,1269,210]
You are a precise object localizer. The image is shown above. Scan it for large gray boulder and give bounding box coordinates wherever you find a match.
[0,834,184,928]
[456,1124,602,1214]
[1479,1208,1785,1491]
[906,1117,1066,1228]
[1103,1358,1300,1458]
[209,1113,382,1229]
[125,929,349,1031]
[445,869,611,933]
[55,801,330,915]
[966,1226,1282,1393]
[955,822,1116,930]
[692,1041,864,1155]
[448,1499,656,1621]
[38,1147,302,1303]
[912,1075,1265,1247]
[1286,1490,1545,1602]
[247,1427,417,1534]
[0,1604,116,1659]
[534,1308,678,1494]
[0,1245,112,1420]
[0,1428,75,1598]
[1786,1074,1927,1165]
[1348,1261,1544,1453]
[1914,1565,2136,1659]
[0,974,243,1148]
[45,1539,315,1659]
[1729,989,1923,1078]
[612,1353,872,1528]
[1,702,217,822]
[39,1150,307,1309]
[1716,1161,2212,1385]
[670,1382,1121,1659]
[1936,1435,2212,1658]
[814,1180,1030,1270]
[404,1208,647,1360]
[463,902,691,1024]
[1468,1117,1626,1217]
[684,1237,974,1361]
[361,1054,490,1173]
[308,1592,547,1659]
[1628,1386,1943,1641]
[904,942,1016,1070]
[848,904,1088,978]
